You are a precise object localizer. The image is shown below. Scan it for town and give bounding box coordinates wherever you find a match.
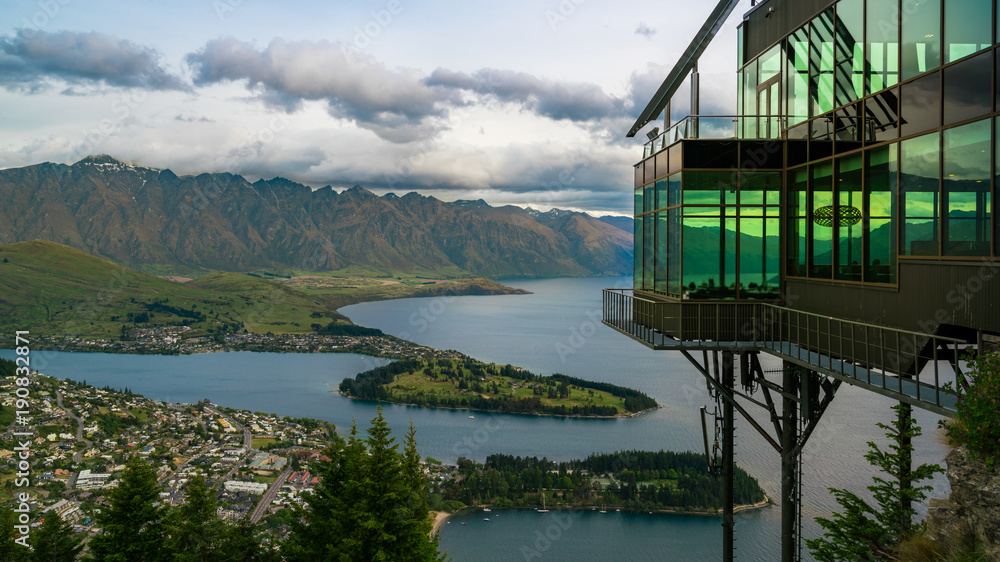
[31,326,468,361]
[0,370,460,551]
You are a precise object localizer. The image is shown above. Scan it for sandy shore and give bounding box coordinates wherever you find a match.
[430,511,450,535]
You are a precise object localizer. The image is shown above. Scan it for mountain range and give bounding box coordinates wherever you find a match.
[0,156,632,278]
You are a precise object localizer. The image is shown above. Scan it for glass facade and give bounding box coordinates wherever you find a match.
[635,0,1000,299]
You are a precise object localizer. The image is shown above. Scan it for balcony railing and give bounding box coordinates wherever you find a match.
[602,289,966,415]
[642,114,786,158]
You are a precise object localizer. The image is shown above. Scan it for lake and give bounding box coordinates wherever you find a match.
[3,276,951,561]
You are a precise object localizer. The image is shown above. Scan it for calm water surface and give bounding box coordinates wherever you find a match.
[4,276,950,561]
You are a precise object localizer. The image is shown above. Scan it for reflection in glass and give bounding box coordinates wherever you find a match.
[864,88,900,143]
[866,0,899,94]
[743,59,758,139]
[668,173,681,208]
[811,9,836,116]
[834,103,863,154]
[810,161,834,278]
[943,51,992,125]
[836,153,864,281]
[786,26,811,125]
[865,145,897,283]
[945,0,991,63]
[899,72,940,138]
[655,211,667,292]
[634,216,642,288]
[901,0,940,80]
[740,171,781,206]
[635,188,642,217]
[900,132,940,256]
[668,208,681,297]
[655,179,668,211]
[683,171,737,206]
[643,210,654,290]
[788,167,809,277]
[682,215,736,300]
[835,0,864,108]
[644,183,655,213]
[943,119,991,256]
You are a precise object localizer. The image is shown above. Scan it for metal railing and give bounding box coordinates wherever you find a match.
[643,114,787,157]
[603,289,966,413]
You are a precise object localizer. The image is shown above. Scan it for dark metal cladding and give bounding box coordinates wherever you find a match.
[785,262,1000,337]
[741,0,838,66]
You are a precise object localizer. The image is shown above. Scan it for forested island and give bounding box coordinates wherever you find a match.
[431,450,767,514]
[339,358,659,417]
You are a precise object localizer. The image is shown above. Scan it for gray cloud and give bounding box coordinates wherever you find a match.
[0,29,187,92]
[426,67,624,122]
[185,38,460,143]
[635,23,657,38]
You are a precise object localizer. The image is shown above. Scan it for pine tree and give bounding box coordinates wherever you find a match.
[30,511,82,562]
[806,404,943,561]
[0,508,30,562]
[284,408,445,561]
[89,455,168,562]
[166,474,226,561]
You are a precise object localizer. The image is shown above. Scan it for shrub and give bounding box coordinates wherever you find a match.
[943,349,1000,470]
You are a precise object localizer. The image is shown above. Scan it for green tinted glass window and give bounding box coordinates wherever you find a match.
[901,0,941,80]
[811,9,836,116]
[786,26,811,125]
[787,166,809,277]
[655,211,668,292]
[945,0,991,63]
[867,0,900,94]
[865,144,898,284]
[900,132,941,256]
[835,0,865,107]
[943,119,991,256]
[835,153,864,281]
[810,161,834,278]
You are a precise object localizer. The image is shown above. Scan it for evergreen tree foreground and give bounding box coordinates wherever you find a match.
[806,404,943,561]
[283,407,445,562]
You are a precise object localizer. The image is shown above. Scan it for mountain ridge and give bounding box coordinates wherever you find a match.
[0,156,632,278]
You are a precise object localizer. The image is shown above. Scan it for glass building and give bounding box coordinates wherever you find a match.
[612,2,999,558]
[628,0,1000,342]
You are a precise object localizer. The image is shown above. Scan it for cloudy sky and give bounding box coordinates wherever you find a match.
[0,0,749,215]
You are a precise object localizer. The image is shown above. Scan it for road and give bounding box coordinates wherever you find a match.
[250,465,293,524]
[56,391,92,463]
[205,407,255,489]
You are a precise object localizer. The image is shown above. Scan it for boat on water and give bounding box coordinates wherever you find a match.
[537,496,549,513]
[483,518,490,521]
[482,508,491,512]
[461,522,467,526]
[599,503,607,514]
[469,415,475,419]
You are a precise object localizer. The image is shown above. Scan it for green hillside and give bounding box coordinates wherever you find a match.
[0,241,347,338]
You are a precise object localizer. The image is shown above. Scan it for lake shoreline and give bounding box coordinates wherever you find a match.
[434,496,773,531]
[338,392,659,420]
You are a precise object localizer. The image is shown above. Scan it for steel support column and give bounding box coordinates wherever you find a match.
[781,361,799,562]
[722,351,735,562]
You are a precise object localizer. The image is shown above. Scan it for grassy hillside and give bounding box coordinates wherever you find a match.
[0,241,528,340]
[0,241,346,338]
